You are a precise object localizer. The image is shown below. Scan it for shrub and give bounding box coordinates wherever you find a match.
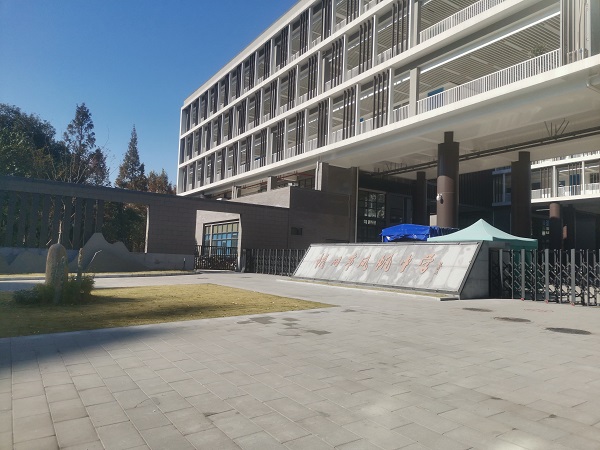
[13,275,95,306]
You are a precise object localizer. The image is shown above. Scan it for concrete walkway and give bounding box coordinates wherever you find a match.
[2,273,600,449]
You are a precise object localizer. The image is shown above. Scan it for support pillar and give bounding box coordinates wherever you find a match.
[267,176,278,191]
[413,171,428,225]
[563,204,575,249]
[549,202,562,250]
[510,151,531,237]
[315,161,330,191]
[437,132,459,229]
[409,68,420,117]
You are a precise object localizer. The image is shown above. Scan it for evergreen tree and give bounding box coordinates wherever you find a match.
[61,103,110,186]
[115,126,147,191]
[147,169,175,194]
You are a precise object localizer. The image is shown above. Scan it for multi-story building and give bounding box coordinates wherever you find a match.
[178,0,600,248]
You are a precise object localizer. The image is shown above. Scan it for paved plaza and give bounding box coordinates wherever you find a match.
[2,273,600,449]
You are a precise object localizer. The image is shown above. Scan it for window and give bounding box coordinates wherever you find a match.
[202,222,239,251]
[357,190,386,242]
[291,227,303,236]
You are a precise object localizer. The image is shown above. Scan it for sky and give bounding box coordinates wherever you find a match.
[0,0,298,184]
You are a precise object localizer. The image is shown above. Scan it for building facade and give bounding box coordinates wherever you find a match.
[178,0,600,248]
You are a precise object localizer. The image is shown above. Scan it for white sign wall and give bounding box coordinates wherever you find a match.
[293,242,482,296]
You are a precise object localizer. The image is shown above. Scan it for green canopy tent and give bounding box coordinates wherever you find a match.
[427,219,537,249]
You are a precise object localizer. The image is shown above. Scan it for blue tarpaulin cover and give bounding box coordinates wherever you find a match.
[379,224,458,242]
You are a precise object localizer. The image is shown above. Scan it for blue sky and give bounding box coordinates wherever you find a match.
[0,0,297,184]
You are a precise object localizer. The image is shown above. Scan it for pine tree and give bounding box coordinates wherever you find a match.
[116,126,148,191]
[61,103,110,186]
[147,169,175,194]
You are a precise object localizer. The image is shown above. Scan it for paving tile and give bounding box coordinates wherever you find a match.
[187,392,234,415]
[264,397,319,422]
[343,419,414,450]
[49,398,88,422]
[12,369,42,384]
[72,374,105,391]
[186,427,242,450]
[297,415,360,447]
[234,431,287,450]
[211,410,262,440]
[139,424,195,450]
[95,364,127,379]
[0,392,11,411]
[79,386,114,407]
[13,394,50,418]
[150,389,191,413]
[126,404,171,430]
[114,388,152,410]
[96,421,145,449]
[170,378,210,398]
[61,440,105,450]
[45,383,79,403]
[87,401,129,427]
[166,407,214,435]
[125,366,156,382]
[13,412,56,444]
[13,435,59,450]
[155,367,191,383]
[306,400,362,426]
[335,438,387,449]
[0,431,12,449]
[0,410,11,434]
[284,434,334,449]
[242,382,286,402]
[12,380,45,399]
[103,375,138,393]
[251,412,310,443]
[395,422,468,450]
[226,394,274,419]
[67,363,97,376]
[55,417,98,448]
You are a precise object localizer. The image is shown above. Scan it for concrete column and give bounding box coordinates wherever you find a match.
[372,15,378,68]
[510,151,532,237]
[413,171,428,225]
[409,68,420,117]
[267,176,278,191]
[563,205,576,249]
[409,0,421,49]
[315,161,330,191]
[437,132,459,229]
[549,202,562,250]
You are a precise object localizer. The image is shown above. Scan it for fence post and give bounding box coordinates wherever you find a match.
[499,249,504,299]
[544,248,549,303]
[521,249,526,300]
[571,248,576,305]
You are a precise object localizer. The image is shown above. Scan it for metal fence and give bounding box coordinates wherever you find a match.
[243,248,307,276]
[490,249,600,305]
[194,246,238,271]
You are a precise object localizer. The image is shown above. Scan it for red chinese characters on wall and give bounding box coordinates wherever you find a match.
[375,254,393,272]
[418,254,435,273]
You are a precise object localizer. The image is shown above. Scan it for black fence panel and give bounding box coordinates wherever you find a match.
[490,248,600,305]
[244,248,307,276]
[195,246,238,271]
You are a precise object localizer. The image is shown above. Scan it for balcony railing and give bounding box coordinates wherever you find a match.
[324,80,332,92]
[312,36,322,48]
[290,51,300,62]
[298,93,308,105]
[363,0,378,14]
[417,50,561,114]
[376,48,393,65]
[330,129,344,144]
[306,137,318,151]
[420,0,507,42]
[586,183,600,194]
[335,18,347,32]
[347,66,359,81]
[359,118,374,134]
[531,188,552,199]
[392,105,410,123]
[557,185,582,197]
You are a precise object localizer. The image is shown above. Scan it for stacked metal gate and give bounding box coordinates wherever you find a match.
[244,249,306,276]
[490,249,600,305]
[194,246,238,271]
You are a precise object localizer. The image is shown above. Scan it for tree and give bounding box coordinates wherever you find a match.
[61,103,110,186]
[115,126,147,191]
[147,169,175,194]
[0,103,66,179]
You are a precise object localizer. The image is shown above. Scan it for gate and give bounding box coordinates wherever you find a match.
[194,246,238,271]
[244,248,307,276]
[490,249,600,305]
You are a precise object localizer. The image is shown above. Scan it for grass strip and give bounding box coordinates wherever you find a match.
[0,284,331,338]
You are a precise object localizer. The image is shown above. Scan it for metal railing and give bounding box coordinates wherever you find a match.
[490,248,600,305]
[244,248,307,276]
[531,188,552,199]
[324,80,332,92]
[417,50,561,114]
[376,48,393,65]
[330,129,344,144]
[392,105,410,123]
[335,18,347,32]
[359,118,374,134]
[420,0,506,42]
[195,246,238,271]
[298,93,308,105]
[306,137,318,151]
[347,66,359,81]
[312,36,322,48]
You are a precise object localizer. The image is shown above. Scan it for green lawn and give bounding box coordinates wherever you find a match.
[0,284,331,338]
